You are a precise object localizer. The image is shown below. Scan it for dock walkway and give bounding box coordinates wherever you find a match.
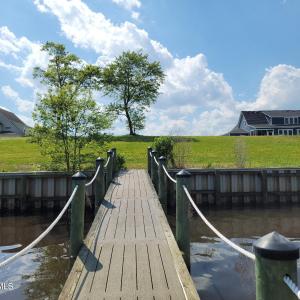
[60,170,199,300]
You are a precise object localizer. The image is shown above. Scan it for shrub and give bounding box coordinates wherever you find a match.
[153,136,175,166]
[115,154,126,171]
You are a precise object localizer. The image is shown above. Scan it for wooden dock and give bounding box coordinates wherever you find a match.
[60,169,199,300]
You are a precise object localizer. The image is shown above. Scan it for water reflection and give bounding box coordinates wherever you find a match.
[169,205,300,300]
[0,212,93,300]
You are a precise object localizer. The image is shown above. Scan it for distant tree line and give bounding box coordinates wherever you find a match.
[30,42,165,171]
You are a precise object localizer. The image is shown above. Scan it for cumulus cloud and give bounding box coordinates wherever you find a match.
[112,0,141,20]
[252,64,300,110]
[1,85,34,112]
[1,0,299,136]
[0,26,48,88]
[31,0,239,135]
[112,0,141,10]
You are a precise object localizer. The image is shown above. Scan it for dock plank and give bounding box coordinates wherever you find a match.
[60,170,199,300]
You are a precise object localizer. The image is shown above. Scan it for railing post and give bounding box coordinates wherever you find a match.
[106,150,113,189]
[151,150,158,190]
[147,147,152,176]
[111,147,117,175]
[253,231,299,300]
[95,157,105,213]
[158,156,167,213]
[70,172,87,258]
[176,169,191,270]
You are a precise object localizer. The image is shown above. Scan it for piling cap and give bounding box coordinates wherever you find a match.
[151,150,157,153]
[107,149,113,154]
[176,169,191,177]
[253,231,299,260]
[72,171,87,180]
[96,157,105,162]
[159,156,166,161]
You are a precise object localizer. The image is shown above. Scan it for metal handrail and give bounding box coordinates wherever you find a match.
[85,165,101,187]
[183,185,255,260]
[0,185,79,268]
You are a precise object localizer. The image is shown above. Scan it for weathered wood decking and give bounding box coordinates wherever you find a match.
[60,170,199,300]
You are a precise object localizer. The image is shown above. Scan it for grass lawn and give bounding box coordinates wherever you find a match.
[0,135,300,171]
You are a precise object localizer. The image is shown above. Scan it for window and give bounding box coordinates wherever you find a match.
[290,117,294,124]
[278,129,293,135]
[294,117,298,124]
[285,118,288,124]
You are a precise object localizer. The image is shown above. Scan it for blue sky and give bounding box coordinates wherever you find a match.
[1,0,300,135]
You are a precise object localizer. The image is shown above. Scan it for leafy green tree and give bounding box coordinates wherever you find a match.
[128,108,145,134]
[30,42,112,172]
[101,50,165,135]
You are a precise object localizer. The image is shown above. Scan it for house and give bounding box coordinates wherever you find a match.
[228,110,300,136]
[0,108,29,136]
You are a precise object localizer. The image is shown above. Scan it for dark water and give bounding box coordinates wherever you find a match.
[1,207,300,300]
[0,212,93,300]
[178,206,300,300]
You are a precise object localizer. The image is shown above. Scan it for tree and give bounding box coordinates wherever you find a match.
[30,42,112,172]
[128,108,145,134]
[101,50,165,135]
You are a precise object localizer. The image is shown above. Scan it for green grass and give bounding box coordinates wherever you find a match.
[1,135,300,171]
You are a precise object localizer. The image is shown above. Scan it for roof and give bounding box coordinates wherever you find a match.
[228,126,248,135]
[241,111,268,125]
[250,124,300,129]
[262,110,300,117]
[0,108,27,127]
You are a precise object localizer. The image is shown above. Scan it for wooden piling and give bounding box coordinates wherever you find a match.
[158,156,167,213]
[95,157,105,213]
[176,169,191,270]
[70,172,86,258]
[151,150,158,190]
[147,147,152,176]
[106,150,113,189]
[254,231,299,300]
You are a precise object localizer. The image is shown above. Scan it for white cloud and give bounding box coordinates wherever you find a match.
[251,64,300,110]
[112,0,141,10]
[1,85,34,112]
[32,0,238,135]
[16,114,34,127]
[1,0,299,136]
[0,26,48,88]
[131,11,140,20]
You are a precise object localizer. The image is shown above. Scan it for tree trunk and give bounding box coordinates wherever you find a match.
[125,107,134,135]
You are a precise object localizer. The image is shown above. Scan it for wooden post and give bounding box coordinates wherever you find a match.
[147,147,152,176]
[106,150,113,190]
[158,156,168,213]
[70,172,86,258]
[95,157,105,213]
[151,150,158,190]
[254,231,299,300]
[176,169,191,270]
[111,148,117,175]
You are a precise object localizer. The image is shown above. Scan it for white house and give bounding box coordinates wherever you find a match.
[0,108,29,136]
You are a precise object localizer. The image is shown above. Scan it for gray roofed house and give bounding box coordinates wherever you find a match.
[228,110,300,136]
[0,108,29,136]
